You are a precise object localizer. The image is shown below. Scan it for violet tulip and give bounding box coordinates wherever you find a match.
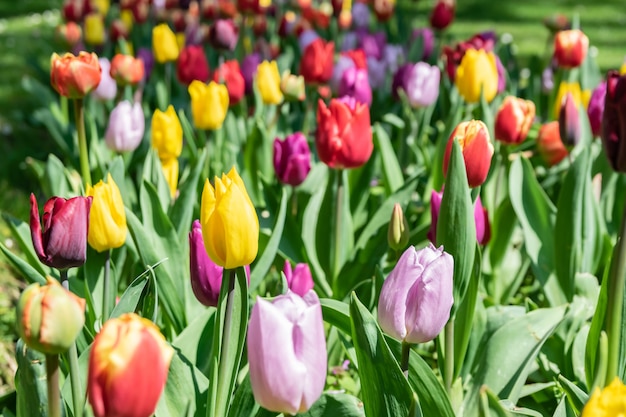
[105,100,145,153]
[588,81,607,137]
[248,290,327,414]
[241,53,262,95]
[338,67,372,106]
[405,62,440,108]
[30,194,92,270]
[428,189,490,245]
[283,260,314,296]
[330,55,355,93]
[351,3,370,29]
[367,57,387,89]
[378,244,454,343]
[137,48,154,81]
[92,57,117,101]
[392,63,414,100]
[382,44,404,75]
[273,132,311,186]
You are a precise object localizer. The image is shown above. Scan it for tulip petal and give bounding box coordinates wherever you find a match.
[29,194,46,263]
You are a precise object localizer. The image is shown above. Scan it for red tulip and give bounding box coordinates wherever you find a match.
[177,45,210,85]
[537,121,568,167]
[299,38,334,84]
[553,29,589,69]
[494,96,536,144]
[50,51,102,99]
[213,60,245,105]
[429,0,455,30]
[443,120,494,188]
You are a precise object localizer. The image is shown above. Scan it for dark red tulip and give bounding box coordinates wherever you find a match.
[177,45,210,85]
[601,71,626,172]
[299,38,334,84]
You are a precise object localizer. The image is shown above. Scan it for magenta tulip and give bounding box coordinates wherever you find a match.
[338,67,372,106]
[273,132,311,186]
[428,189,490,245]
[283,260,314,296]
[588,81,606,137]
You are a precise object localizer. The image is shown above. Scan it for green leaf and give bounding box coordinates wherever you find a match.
[227,375,269,417]
[1,213,49,278]
[142,150,172,212]
[488,196,517,269]
[14,340,48,417]
[299,392,365,417]
[172,308,215,376]
[0,241,46,285]
[170,147,208,242]
[374,123,404,195]
[557,374,588,415]
[349,293,415,417]
[110,271,151,318]
[585,266,608,389]
[479,386,512,417]
[178,108,198,158]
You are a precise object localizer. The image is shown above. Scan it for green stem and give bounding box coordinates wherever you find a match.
[102,250,112,321]
[73,98,92,187]
[291,186,298,217]
[46,354,61,417]
[214,269,237,417]
[605,199,626,385]
[444,317,455,394]
[400,341,411,378]
[331,169,344,285]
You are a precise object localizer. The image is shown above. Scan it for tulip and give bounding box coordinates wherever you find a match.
[50,51,102,99]
[494,96,536,144]
[601,71,626,172]
[248,290,326,414]
[316,96,373,169]
[177,45,210,85]
[238,0,269,14]
[495,55,507,94]
[429,0,455,30]
[213,60,245,106]
[391,63,414,99]
[152,23,179,63]
[137,48,155,80]
[273,132,311,186]
[256,60,284,105]
[372,0,393,22]
[542,67,555,93]
[359,31,386,60]
[161,158,179,198]
[109,19,130,43]
[428,190,490,245]
[84,13,105,45]
[110,54,145,85]
[92,0,110,14]
[443,120,494,188]
[86,174,127,253]
[55,21,82,47]
[298,29,320,52]
[16,277,86,354]
[343,49,368,70]
[410,28,435,61]
[280,71,306,102]
[201,167,259,269]
[405,62,440,108]
[105,101,145,153]
[537,121,568,167]
[330,55,355,93]
[87,313,174,417]
[388,203,409,251]
[208,19,239,51]
[338,67,372,106]
[351,3,370,29]
[553,81,585,118]
[581,377,626,416]
[455,48,498,103]
[587,81,607,137]
[151,105,183,160]
[30,194,92,270]
[378,244,454,343]
[558,92,581,149]
[383,44,404,75]
[367,57,387,90]
[282,261,314,297]
[554,29,589,69]
[92,58,117,101]
[241,53,261,95]
[189,81,229,130]
[299,38,335,84]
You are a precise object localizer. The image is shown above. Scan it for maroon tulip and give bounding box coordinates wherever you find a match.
[428,189,490,245]
[558,92,581,149]
[273,132,312,186]
[588,81,607,137]
[30,194,92,269]
[601,71,626,172]
[283,260,314,296]
[429,0,455,30]
[177,45,210,85]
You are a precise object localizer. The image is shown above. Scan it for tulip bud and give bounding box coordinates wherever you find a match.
[601,71,626,172]
[299,38,335,84]
[50,52,102,99]
[428,189,490,245]
[30,194,92,270]
[151,105,183,160]
[105,100,145,153]
[86,174,127,253]
[378,244,454,343]
[92,58,117,101]
[372,0,393,22]
[213,60,245,106]
[554,29,589,69]
[455,48,498,103]
[87,313,174,417]
[283,260,314,296]
[553,81,584,119]
[16,277,86,354]
[256,60,284,105]
[110,54,145,85]
[388,203,410,252]
[537,121,568,167]
[338,67,372,106]
[587,81,607,137]
[280,71,306,102]
[248,291,327,414]
[429,0,455,30]
[316,97,373,169]
[189,81,229,130]
[152,23,180,63]
[55,21,82,47]
[177,45,210,85]
[494,96,536,144]
[443,120,494,188]
[405,62,440,108]
[208,19,239,51]
[273,132,311,186]
[84,13,106,45]
[201,167,259,269]
[558,92,581,149]
[241,53,261,95]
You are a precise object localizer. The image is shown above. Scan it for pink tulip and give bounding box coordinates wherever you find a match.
[283,260,314,296]
[428,189,491,245]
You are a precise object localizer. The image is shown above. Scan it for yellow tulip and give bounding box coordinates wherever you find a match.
[92,0,110,15]
[86,173,127,252]
[151,105,183,160]
[554,81,585,118]
[188,81,229,130]
[152,23,179,63]
[176,32,186,53]
[581,377,626,417]
[84,13,105,46]
[455,48,498,103]
[256,60,283,105]
[621,62,626,76]
[201,167,259,269]
[161,158,179,198]
[120,10,134,32]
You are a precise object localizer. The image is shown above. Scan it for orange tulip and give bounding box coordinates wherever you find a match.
[537,121,568,167]
[443,120,494,188]
[110,53,145,85]
[494,96,536,144]
[50,51,102,98]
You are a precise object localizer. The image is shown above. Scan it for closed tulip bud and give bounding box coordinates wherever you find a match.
[189,81,229,130]
[92,57,117,101]
[553,81,585,119]
[201,167,259,268]
[371,0,394,22]
[428,190,490,245]
[213,60,245,106]
[587,81,607,137]
[581,377,626,416]
[494,96,536,144]
[84,13,106,45]
[443,120,494,188]
[338,67,372,106]
[86,174,127,253]
[152,23,180,63]
[137,48,154,81]
[256,60,283,105]
[161,158,179,198]
[241,53,261,95]
[248,290,326,414]
[405,62,440,108]
[559,92,581,149]
[537,121,568,167]
[554,29,589,69]
[87,313,174,417]
[378,244,454,343]
[50,51,102,99]
[151,105,183,160]
[273,132,311,186]
[110,54,145,85]
[105,101,145,153]
[388,203,409,251]
[17,277,85,354]
[177,45,210,85]
[280,71,306,102]
[455,48,498,103]
[601,71,626,172]
[429,0,455,30]
[299,38,335,84]
[316,97,373,169]
[283,260,314,296]
[208,19,239,51]
[55,21,82,47]
[30,194,92,269]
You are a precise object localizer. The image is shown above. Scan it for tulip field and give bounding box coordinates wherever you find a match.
[3,0,626,416]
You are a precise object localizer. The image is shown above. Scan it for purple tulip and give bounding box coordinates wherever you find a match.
[392,63,414,100]
[358,30,386,60]
[367,57,387,89]
[247,290,327,414]
[105,101,145,153]
[405,62,440,108]
[588,81,607,137]
[241,53,262,95]
[377,244,454,343]
[428,189,490,245]
[137,48,154,81]
[92,58,117,101]
[209,19,239,51]
[338,67,372,106]
[273,132,311,186]
[330,55,355,93]
[283,260,314,296]
[351,3,370,29]
[340,31,358,52]
[382,43,404,74]
[298,29,320,52]
[559,92,581,148]
[30,194,92,270]
[410,28,434,61]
